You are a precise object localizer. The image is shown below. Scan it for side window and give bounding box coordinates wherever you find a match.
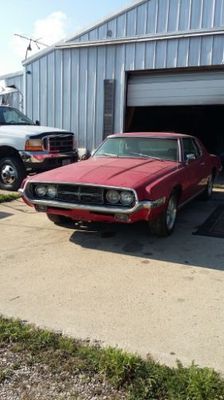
[182,138,201,160]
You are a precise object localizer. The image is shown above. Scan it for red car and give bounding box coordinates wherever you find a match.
[20,132,222,236]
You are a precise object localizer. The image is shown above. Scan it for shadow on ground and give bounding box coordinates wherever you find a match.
[0,211,13,220]
[69,190,224,271]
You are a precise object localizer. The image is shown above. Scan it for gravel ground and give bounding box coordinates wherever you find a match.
[0,345,127,400]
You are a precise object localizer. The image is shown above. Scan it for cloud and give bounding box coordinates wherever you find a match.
[0,11,70,75]
[33,11,67,46]
[10,11,68,63]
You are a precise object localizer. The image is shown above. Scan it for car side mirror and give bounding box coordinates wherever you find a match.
[185,153,196,164]
[36,120,40,126]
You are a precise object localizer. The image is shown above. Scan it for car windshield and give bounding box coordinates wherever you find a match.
[94,137,179,162]
[0,106,34,125]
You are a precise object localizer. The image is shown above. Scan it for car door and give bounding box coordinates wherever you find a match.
[181,137,206,200]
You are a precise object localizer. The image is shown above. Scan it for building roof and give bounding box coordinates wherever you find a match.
[23,0,148,65]
[0,71,23,80]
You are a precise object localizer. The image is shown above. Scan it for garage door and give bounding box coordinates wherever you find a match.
[127,71,224,107]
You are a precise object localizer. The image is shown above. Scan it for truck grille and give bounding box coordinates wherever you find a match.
[45,134,74,152]
[57,185,104,205]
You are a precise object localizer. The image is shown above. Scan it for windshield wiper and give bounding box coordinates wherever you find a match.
[97,153,118,157]
[129,152,164,161]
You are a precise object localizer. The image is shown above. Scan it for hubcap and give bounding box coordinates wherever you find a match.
[1,164,17,185]
[166,196,177,231]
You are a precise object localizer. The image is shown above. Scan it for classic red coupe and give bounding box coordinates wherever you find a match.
[20,132,222,236]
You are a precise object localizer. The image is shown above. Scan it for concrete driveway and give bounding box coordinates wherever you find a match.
[0,190,224,372]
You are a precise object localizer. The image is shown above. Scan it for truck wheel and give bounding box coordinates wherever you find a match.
[0,157,26,191]
[47,213,72,227]
[150,193,178,237]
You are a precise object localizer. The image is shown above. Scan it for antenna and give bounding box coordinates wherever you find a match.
[14,34,49,59]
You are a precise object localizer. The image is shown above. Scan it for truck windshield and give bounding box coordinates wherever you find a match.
[0,106,34,125]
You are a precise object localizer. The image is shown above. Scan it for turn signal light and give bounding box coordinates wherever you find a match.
[25,139,43,151]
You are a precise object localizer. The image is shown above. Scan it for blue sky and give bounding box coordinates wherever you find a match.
[0,0,134,76]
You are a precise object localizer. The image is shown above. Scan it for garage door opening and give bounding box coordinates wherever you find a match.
[125,105,224,160]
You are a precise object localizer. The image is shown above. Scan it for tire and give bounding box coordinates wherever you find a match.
[150,193,178,237]
[0,157,26,191]
[200,174,214,201]
[47,213,72,227]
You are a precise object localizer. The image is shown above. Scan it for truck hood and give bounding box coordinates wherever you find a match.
[28,156,178,189]
[0,125,70,138]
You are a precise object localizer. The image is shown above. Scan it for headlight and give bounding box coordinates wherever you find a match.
[47,185,57,199]
[25,139,43,151]
[106,189,120,204]
[120,191,135,206]
[35,184,47,197]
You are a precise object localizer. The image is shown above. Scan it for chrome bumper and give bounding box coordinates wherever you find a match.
[19,189,166,214]
[19,150,77,164]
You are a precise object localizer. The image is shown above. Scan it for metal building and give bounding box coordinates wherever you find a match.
[4,0,224,155]
[0,71,24,110]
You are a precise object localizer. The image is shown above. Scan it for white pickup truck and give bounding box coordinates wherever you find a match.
[0,105,78,190]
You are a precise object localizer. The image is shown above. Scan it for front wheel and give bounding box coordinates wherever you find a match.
[150,193,178,237]
[0,157,26,191]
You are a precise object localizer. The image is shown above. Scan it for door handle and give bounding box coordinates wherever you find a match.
[200,162,205,166]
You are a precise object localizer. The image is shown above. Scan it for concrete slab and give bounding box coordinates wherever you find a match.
[0,191,224,372]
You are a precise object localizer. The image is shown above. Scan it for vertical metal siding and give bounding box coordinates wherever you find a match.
[55,51,63,128]
[3,73,24,110]
[87,47,97,149]
[62,50,72,131]
[39,57,47,125]
[47,52,55,127]
[71,50,80,141]
[24,0,224,150]
[69,0,224,43]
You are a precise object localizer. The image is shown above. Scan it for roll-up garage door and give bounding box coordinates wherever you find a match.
[127,71,224,107]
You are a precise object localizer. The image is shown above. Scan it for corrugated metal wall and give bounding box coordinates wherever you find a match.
[25,0,224,149]
[0,72,24,111]
[69,0,224,42]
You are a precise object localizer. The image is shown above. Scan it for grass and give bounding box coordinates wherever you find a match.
[0,193,20,203]
[1,316,224,399]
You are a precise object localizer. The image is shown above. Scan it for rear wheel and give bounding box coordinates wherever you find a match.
[0,157,26,191]
[150,193,178,237]
[200,174,214,201]
[47,213,73,227]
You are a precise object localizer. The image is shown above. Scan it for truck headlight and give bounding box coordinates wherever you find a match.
[106,189,120,204]
[25,139,43,151]
[120,191,135,206]
[35,184,47,197]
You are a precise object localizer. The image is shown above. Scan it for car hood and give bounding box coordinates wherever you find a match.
[0,125,70,137]
[28,156,178,189]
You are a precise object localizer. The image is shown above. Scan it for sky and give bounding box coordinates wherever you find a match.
[0,0,137,76]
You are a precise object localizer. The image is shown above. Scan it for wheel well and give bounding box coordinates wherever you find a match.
[172,185,182,202]
[0,146,20,160]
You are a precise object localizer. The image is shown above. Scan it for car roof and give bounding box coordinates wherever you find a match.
[108,132,194,139]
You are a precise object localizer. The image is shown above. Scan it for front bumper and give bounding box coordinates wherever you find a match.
[20,187,166,223]
[19,150,78,171]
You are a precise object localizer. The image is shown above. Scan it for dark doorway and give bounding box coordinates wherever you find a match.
[125,105,224,160]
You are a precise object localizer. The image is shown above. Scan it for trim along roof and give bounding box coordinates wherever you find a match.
[0,70,23,80]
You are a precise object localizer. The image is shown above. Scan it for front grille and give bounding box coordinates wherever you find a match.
[45,134,74,152]
[31,183,136,208]
[57,185,104,205]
